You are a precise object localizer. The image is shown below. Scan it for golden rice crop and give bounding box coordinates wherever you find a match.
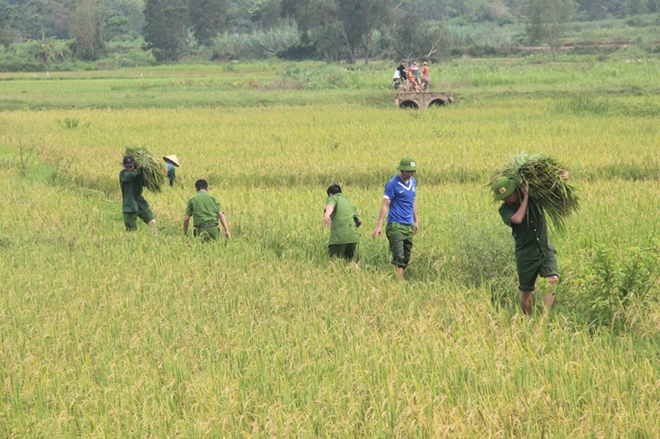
[492,153,579,232]
[125,146,167,192]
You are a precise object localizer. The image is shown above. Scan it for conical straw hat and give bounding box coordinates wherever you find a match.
[163,155,180,167]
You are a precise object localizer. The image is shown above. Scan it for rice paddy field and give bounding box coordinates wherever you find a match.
[2,58,660,437]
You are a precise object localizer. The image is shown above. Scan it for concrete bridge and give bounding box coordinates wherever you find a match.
[395,92,454,109]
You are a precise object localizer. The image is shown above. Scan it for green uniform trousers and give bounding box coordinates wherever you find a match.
[123,208,156,231]
[386,222,414,268]
[328,242,358,261]
[194,226,220,241]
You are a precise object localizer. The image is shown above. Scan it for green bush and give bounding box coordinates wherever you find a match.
[0,53,45,72]
[561,242,660,332]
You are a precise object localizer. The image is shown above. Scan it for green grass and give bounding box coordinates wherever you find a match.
[2,60,660,436]
[1,57,660,111]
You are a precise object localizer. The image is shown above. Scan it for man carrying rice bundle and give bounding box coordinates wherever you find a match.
[119,155,157,233]
[492,167,571,315]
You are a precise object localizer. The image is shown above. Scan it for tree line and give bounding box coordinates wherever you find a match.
[1,0,659,64]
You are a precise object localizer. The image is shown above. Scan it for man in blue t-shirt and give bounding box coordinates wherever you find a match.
[372,157,418,281]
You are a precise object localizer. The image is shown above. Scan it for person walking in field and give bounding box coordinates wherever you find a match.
[183,179,230,241]
[324,184,362,270]
[119,155,157,233]
[372,158,418,281]
[492,170,569,315]
[163,154,180,187]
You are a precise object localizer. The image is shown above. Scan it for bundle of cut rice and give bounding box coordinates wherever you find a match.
[491,153,579,232]
[125,146,167,193]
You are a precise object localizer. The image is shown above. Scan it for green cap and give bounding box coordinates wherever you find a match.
[397,157,418,171]
[492,177,516,200]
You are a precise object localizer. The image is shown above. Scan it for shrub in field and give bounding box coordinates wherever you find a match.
[57,117,81,129]
[561,243,660,332]
[446,215,517,304]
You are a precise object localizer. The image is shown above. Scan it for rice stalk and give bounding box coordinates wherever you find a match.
[492,153,579,232]
[125,146,167,193]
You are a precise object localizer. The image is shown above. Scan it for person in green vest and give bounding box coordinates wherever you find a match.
[183,179,230,241]
[493,170,569,315]
[324,184,362,270]
[119,155,157,233]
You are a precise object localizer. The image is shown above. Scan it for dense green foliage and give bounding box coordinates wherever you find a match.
[1,0,660,68]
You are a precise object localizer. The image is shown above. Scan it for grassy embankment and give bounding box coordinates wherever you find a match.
[1,60,660,436]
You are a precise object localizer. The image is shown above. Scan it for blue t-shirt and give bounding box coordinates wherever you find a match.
[383,174,416,225]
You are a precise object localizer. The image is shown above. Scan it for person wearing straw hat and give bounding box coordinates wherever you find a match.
[119,155,157,233]
[372,158,418,281]
[163,155,180,187]
[493,170,568,315]
[183,179,230,241]
[324,184,362,270]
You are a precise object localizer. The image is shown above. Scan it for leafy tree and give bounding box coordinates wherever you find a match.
[0,2,21,46]
[42,0,108,60]
[390,13,449,61]
[281,0,394,63]
[527,0,575,57]
[143,0,189,61]
[105,0,146,36]
[188,0,228,44]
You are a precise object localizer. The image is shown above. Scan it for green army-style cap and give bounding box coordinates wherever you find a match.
[492,176,516,200]
[397,157,418,171]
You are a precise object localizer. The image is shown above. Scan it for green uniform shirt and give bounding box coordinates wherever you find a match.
[499,198,556,261]
[185,190,222,227]
[326,193,361,246]
[119,169,149,213]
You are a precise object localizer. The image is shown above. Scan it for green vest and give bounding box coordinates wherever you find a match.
[326,193,361,245]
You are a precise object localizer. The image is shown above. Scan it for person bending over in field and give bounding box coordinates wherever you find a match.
[119,155,157,233]
[372,158,418,281]
[492,170,569,315]
[183,179,230,241]
[324,184,362,270]
[163,154,180,187]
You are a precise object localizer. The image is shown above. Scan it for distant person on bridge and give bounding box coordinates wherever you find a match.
[397,60,407,90]
[421,62,429,91]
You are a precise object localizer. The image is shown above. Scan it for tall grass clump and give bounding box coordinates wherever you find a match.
[124,146,166,192]
[445,215,517,305]
[561,242,660,332]
[492,153,579,232]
